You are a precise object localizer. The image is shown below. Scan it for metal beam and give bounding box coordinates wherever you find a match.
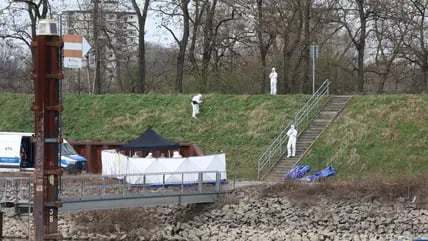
[32,34,63,241]
[60,192,224,212]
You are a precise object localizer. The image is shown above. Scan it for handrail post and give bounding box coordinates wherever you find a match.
[162,174,166,190]
[81,179,84,199]
[122,176,126,197]
[327,80,330,96]
[216,172,220,192]
[198,172,203,192]
[181,173,184,193]
[102,177,106,197]
[143,174,146,194]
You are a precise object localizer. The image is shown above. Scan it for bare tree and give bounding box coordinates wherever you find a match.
[176,0,190,93]
[255,0,275,93]
[1,0,51,58]
[268,0,306,93]
[199,0,218,92]
[389,0,428,92]
[92,0,102,94]
[156,0,191,93]
[188,0,201,74]
[331,0,373,93]
[365,1,403,93]
[131,0,150,94]
[197,0,238,92]
[0,39,32,92]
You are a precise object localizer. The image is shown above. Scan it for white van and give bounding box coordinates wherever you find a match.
[0,132,87,173]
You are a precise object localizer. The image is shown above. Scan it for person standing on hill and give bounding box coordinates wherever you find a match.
[269,67,278,95]
[287,125,297,158]
[191,94,203,119]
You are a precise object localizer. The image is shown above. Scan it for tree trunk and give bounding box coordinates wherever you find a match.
[201,0,217,93]
[27,1,49,68]
[93,0,102,94]
[176,0,190,94]
[189,0,204,74]
[256,0,268,94]
[303,0,311,94]
[357,0,366,93]
[357,43,365,93]
[260,54,267,94]
[422,64,428,92]
[131,0,150,94]
[282,36,291,93]
[376,73,386,94]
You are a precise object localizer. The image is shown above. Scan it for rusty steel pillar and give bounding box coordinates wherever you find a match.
[0,210,3,240]
[32,35,64,241]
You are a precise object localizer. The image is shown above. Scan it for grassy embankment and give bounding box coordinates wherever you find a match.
[301,95,428,180]
[0,93,307,179]
[1,93,427,180]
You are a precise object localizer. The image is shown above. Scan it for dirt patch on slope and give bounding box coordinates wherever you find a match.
[258,176,428,208]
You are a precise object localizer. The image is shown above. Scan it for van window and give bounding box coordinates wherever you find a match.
[61,143,78,155]
[21,136,34,168]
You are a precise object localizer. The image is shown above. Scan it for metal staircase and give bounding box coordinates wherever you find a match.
[257,80,331,180]
[264,95,351,182]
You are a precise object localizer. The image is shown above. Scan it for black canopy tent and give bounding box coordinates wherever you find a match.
[119,128,179,151]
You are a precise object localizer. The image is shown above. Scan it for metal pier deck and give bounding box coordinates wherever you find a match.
[1,171,230,212]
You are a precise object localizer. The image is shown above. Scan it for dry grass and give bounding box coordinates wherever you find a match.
[259,174,428,208]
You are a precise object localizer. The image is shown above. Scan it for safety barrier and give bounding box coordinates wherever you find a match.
[257,79,331,180]
[0,171,229,212]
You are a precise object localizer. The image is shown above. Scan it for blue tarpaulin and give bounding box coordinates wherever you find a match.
[284,165,337,181]
[305,165,336,182]
[284,165,311,179]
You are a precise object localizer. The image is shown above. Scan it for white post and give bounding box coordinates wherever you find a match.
[312,53,315,95]
[310,44,318,95]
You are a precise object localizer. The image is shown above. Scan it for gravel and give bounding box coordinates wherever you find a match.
[1,182,428,241]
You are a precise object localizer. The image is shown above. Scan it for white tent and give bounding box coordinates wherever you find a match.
[101,150,227,185]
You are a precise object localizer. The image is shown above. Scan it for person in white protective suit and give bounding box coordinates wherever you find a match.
[269,67,278,95]
[191,94,203,118]
[287,125,297,158]
[172,150,182,158]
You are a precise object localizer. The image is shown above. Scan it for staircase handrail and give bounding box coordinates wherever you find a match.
[257,79,331,180]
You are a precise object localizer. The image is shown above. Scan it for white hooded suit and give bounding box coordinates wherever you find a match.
[287,125,297,157]
[269,67,278,95]
[191,94,203,118]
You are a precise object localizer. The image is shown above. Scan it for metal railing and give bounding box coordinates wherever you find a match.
[257,79,331,180]
[59,171,227,201]
[0,171,228,205]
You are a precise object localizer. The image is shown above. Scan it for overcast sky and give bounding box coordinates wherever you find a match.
[0,0,176,47]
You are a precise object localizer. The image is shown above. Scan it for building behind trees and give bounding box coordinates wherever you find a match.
[61,0,139,93]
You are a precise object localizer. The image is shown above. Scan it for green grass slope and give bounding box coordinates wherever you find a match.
[2,93,427,180]
[0,93,308,179]
[301,95,428,179]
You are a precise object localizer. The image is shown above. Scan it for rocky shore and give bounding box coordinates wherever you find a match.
[1,182,428,241]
